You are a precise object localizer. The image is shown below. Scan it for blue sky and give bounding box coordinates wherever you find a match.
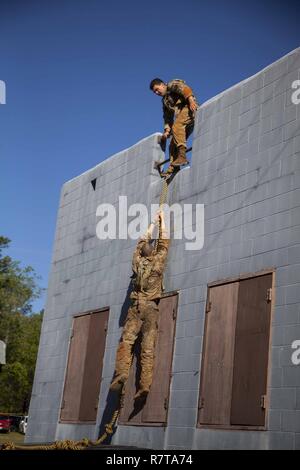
[0,0,299,312]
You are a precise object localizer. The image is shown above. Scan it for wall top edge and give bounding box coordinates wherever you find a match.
[200,46,300,109]
[64,132,161,186]
[63,46,299,188]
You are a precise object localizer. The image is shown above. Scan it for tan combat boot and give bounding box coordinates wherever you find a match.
[134,387,150,400]
[109,373,128,392]
[172,146,189,166]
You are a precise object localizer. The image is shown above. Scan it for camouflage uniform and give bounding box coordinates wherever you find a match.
[162,79,197,163]
[110,232,170,397]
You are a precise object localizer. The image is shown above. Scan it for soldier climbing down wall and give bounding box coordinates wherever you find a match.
[110,209,170,400]
[150,77,198,173]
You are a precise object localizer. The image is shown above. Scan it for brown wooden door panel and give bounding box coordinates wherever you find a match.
[60,315,90,422]
[79,310,109,421]
[142,295,177,423]
[199,282,239,425]
[230,274,272,426]
[60,310,109,423]
[119,294,177,425]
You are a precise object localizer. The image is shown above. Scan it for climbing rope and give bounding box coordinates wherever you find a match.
[159,178,169,207]
[1,393,124,451]
[154,178,169,251]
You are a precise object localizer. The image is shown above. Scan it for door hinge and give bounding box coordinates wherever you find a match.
[260,394,267,409]
[164,397,169,410]
[104,321,108,332]
[95,397,99,410]
[199,397,205,409]
[61,399,65,410]
[70,329,74,339]
[206,301,212,313]
[173,308,177,320]
[266,288,272,302]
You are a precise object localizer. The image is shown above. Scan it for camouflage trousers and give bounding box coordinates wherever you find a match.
[169,106,194,162]
[113,299,159,392]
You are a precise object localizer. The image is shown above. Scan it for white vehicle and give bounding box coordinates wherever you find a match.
[19,416,28,434]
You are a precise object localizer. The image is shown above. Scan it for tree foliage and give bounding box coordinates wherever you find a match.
[0,236,43,413]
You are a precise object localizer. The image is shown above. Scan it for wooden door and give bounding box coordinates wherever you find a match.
[230,274,272,426]
[60,309,109,422]
[199,282,239,425]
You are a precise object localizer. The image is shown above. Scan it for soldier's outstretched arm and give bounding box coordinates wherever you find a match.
[132,220,156,270]
[159,210,168,240]
[163,104,173,137]
[154,210,170,270]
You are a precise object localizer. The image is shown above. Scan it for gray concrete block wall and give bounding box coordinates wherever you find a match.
[26,135,166,443]
[28,47,300,449]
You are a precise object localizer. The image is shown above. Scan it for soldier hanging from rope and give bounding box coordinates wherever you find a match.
[150,78,198,175]
[110,208,170,400]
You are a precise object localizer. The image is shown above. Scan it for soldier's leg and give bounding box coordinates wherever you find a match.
[134,301,159,399]
[171,107,194,166]
[110,303,142,391]
[161,139,177,177]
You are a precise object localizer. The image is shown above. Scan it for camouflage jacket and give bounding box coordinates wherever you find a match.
[130,235,170,302]
[162,79,197,132]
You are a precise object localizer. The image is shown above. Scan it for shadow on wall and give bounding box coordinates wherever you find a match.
[119,281,133,328]
[97,280,133,442]
[97,278,151,441]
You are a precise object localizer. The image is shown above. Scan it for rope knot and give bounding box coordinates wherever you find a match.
[1,441,15,450]
[105,423,114,435]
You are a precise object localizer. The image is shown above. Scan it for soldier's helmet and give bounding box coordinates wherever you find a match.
[141,242,154,257]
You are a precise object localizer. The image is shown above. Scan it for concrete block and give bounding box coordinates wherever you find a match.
[221,87,242,109]
[264,59,288,85]
[270,387,296,409]
[242,74,264,97]
[272,326,285,346]
[171,371,200,392]
[281,410,300,432]
[168,408,197,427]
[184,319,204,338]
[259,128,283,152]
[285,285,300,305]
[228,129,249,150]
[239,106,261,130]
[270,366,283,388]
[166,427,195,448]
[287,48,300,72]
[250,83,273,108]
[282,366,300,387]
[267,409,281,431]
[265,211,291,234]
[273,305,299,326]
[272,105,297,130]
[172,352,200,373]
[169,390,199,409]
[297,388,300,409]
[283,119,300,142]
[267,431,295,449]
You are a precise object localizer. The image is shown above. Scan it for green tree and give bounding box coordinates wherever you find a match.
[0,236,43,413]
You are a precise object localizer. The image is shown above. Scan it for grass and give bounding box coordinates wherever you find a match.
[0,431,25,445]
